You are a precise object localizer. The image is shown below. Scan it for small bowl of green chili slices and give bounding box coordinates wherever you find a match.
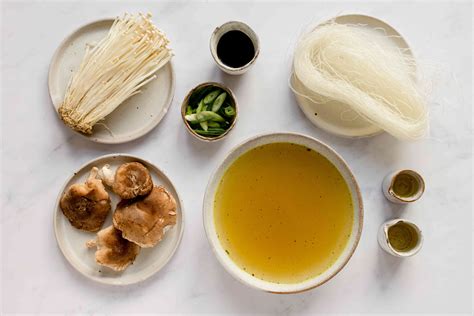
[181,82,238,141]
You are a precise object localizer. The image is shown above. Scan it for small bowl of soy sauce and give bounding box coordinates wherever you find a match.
[210,21,260,75]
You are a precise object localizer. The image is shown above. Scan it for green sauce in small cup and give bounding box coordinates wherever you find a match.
[392,173,420,198]
[388,222,419,252]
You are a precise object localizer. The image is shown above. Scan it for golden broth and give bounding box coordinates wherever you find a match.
[214,142,353,284]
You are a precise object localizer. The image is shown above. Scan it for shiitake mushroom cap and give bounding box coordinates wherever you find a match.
[113,186,177,248]
[86,225,140,271]
[60,167,111,232]
[113,162,153,199]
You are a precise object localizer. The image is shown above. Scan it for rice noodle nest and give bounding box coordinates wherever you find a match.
[291,22,429,140]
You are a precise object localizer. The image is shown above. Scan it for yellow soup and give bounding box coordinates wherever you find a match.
[214,143,353,284]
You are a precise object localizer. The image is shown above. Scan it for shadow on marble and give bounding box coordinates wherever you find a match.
[374,246,404,292]
[182,127,227,160]
[386,201,409,214]
[194,240,321,314]
[55,103,175,157]
[217,69,245,88]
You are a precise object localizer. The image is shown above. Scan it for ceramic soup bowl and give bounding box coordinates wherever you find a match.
[203,133,363,293]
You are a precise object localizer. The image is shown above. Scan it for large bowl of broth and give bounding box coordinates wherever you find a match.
[203,133,363,293]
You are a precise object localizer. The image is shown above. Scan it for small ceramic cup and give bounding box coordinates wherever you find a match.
[210,21,260,75]
[378,219,423,257]
[382,169,425,204]
[181,82,238,142]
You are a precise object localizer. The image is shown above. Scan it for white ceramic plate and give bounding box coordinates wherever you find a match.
[49,19,175,144]
[291,14,415,138]
[54,154,184,285]
[203,133,363,293]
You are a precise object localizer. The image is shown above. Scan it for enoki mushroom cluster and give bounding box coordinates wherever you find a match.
[59,13,173,134]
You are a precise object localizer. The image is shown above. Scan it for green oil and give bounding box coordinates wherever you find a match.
[392,173,419,198]
[388,222,419,252]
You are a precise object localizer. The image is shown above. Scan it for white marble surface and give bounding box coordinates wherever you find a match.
[1,0,472,314]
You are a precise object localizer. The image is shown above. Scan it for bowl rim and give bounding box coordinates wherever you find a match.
[202,132,364,293]
[180,81,238,142]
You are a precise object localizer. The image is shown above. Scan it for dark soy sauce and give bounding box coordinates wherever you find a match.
[217,30,255,68]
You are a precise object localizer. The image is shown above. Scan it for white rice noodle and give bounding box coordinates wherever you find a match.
[292,23,428,140]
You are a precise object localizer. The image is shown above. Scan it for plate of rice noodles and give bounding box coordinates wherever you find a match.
[290,14,428,140]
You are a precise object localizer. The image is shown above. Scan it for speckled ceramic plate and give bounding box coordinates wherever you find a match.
[54,154,184,285]
[291,14,415,138]
[48,19,175,144]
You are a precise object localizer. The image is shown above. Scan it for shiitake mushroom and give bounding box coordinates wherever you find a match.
[62,162,177,272]
[60,167,111,232]
[98,162,154,199]
[86,225,140,271]
[113,186,177,248]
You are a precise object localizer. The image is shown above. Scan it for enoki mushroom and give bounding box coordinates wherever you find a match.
[59,13,173,134]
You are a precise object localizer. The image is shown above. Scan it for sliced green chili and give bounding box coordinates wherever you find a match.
[211,92,227,112]
[223,106,236,117]
[196,111,225,122]
[194,128,226,136]
[203,90,221,105]
[207,121,221,128]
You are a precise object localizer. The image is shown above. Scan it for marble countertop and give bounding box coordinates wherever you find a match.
[1,1,472,314]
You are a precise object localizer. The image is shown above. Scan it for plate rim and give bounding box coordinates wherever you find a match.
[48,18,176,144]
[53,153,185,286]
[291,13,415,138]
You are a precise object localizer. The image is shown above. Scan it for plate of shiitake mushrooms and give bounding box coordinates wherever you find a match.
[54,154,184,285]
